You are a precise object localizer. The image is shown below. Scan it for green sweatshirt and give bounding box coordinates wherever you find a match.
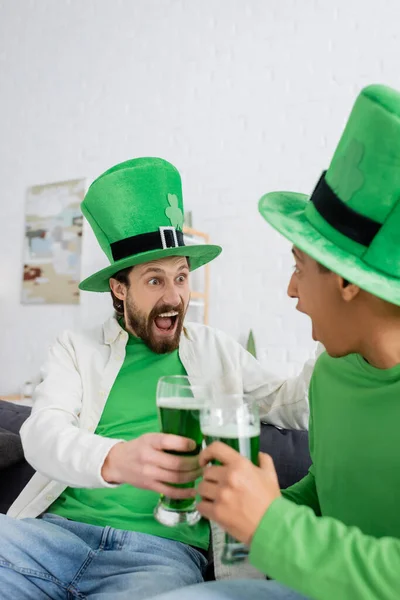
[249,352,400,599]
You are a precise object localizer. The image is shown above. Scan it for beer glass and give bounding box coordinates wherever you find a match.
[200,396,260,563]
[154,375,207,527]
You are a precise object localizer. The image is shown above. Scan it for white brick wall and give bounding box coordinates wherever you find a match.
[1,0,399,392]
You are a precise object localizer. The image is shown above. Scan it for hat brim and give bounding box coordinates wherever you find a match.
[258,191,400,306]
[79,243,222,292]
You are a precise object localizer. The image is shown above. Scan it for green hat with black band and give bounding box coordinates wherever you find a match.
[79,157,222,292]
[258,84,400,306]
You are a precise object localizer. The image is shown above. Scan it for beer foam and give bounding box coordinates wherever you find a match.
[201,423,260,439]
[157,396,204,410]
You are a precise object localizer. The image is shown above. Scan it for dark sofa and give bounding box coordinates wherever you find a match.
[0,401,35,514]
[0,399,311,515]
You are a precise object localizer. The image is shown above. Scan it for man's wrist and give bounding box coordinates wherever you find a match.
[101,441,125,483]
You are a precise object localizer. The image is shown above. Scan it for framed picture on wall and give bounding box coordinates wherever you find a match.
[21,178,85,305]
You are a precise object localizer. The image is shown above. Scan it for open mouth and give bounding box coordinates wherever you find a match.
[153,310,179,335]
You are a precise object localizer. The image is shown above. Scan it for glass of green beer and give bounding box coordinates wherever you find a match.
[154,375,207,527]
[200,395,260,563]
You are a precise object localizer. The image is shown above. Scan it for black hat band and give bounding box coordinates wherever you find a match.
[310,172,381,247]
[111,227,185,261]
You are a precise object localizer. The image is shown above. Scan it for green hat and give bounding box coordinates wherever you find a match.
[79,157,222,292]
[259,84,400,306]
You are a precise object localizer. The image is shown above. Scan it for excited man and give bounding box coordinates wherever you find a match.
[0,157,314,599]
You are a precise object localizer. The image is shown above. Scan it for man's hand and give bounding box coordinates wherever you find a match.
[102,433,201,499]
[197,442,281,545]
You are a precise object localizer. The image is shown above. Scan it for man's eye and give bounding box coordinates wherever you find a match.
[148,278,160,285]
[176,275,187,283]
[292,264,300,275]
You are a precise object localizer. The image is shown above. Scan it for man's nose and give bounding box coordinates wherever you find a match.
[162,281,181,306]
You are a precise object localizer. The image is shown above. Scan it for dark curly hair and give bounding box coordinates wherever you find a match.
[110,266,134,316]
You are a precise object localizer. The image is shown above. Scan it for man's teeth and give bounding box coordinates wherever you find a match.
[158,311,178,318]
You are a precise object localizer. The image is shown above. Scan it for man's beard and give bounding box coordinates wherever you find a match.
[125,297,187,354]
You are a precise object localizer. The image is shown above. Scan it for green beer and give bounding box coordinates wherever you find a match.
[158,398,203,511]
[202,423,260,465]
[202,420,260,563]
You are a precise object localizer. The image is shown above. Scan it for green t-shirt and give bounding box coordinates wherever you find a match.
[48,333,209,550]
[249,351,400,599]
[283,352,400,537]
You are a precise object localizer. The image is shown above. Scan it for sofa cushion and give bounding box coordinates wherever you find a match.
[0,400,32,435]
[0,427,24,470]
[260,425,311,489]
[0,461,35,514]
[0,401,35,514]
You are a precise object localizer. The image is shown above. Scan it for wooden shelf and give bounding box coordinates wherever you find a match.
[183,227,210,324]
[191,291,206,300]
[183,227,210,241]
[1,394,33,407]
[2,394,24,401]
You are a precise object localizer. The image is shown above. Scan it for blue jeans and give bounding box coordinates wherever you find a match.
[154,580,309,599]
[0,513,207,599]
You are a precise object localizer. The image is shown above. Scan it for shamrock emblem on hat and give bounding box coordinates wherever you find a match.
[165,193,184,230]
[330,139,365,202]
